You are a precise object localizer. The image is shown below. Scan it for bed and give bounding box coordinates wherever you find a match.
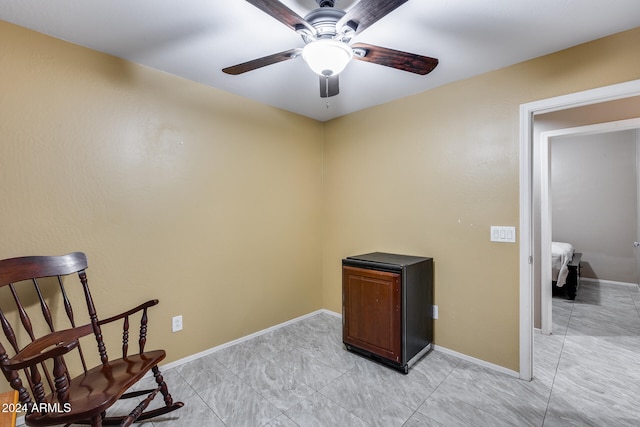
[552,241,581,299]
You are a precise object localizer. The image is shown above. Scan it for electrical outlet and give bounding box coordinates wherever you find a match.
[433,305,438,320]
[172,315,183,333]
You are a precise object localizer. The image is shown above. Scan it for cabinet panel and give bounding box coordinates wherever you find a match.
[342,266,401,363]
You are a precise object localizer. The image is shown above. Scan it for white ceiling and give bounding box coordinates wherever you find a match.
[2,0,640,121]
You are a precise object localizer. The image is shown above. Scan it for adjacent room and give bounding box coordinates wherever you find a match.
[550,129,638,300]
[1,0,640,425]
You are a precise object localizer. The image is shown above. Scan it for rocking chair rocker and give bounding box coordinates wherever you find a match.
[0,252,183,426]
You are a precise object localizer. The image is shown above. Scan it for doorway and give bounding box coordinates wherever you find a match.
[518,79,640,381]
[539,120,640,335]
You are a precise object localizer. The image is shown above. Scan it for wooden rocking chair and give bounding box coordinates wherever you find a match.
[0,252,183,426]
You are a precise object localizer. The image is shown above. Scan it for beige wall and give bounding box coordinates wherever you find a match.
[322,27,640,371]
[0,21,324,388]
[1,18,640,381]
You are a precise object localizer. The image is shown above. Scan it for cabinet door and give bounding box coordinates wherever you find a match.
[343,266,402,363]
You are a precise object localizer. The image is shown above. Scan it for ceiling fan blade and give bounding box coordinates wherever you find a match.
[337,0,408,35]
[245,0,314,34]
[320,75,339,98]
[352,42,438,75]
[222,48,302,75]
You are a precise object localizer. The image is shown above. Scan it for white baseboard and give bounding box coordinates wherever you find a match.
[162,308,519,379]
[163,309,520,378]
[321,308,342,318]
[581,277,639,288]
[432,345,520,378]
[161,309,334,371]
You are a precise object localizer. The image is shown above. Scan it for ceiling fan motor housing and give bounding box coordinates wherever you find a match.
[302,7,347,42]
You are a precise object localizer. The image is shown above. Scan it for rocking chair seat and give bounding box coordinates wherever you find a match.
[25,350,166,426]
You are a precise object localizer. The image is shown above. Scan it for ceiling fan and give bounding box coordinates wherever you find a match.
[222,0,438,98]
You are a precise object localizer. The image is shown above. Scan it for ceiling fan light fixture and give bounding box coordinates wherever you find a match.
[302,39,353,76]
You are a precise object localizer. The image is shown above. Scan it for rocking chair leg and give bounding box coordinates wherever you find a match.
[90,414,103,426]
[122,388,159,427]
[152,365,174,406]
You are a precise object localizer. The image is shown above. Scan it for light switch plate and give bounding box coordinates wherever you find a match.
[491,226,516,243]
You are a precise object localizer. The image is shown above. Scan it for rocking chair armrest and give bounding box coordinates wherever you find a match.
[6,324,94,370]
[97,299,159,326]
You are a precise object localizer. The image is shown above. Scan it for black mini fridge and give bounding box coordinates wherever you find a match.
[342,252,433,373]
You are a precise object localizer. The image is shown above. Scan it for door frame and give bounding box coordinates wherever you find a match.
[636,129,640,286]
[519,79,640,380]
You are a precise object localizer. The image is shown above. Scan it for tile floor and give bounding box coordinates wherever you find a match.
[120,281,640,426]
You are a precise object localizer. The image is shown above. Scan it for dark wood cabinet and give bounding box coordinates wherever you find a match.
[342,252,433,373]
